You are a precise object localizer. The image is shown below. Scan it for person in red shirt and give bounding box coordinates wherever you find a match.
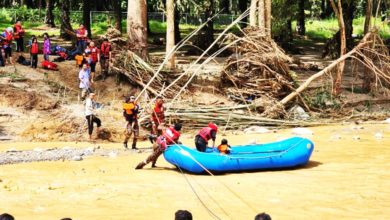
[13,20,25,52]
[135,123,182,169]
[0,27,14,65]
[100,38,111,80]
[84,41,100,82]
[76,24,88,52]
[29,37,39,68]
[195,122,218,152]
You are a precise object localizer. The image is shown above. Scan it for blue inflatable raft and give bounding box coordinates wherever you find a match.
[163,137,314,174]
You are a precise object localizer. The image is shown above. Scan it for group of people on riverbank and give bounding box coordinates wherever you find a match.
[83,90,231,169]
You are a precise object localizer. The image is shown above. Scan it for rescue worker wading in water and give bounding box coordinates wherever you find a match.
[123,95,139,150]
[136,123,182,169]
[195,122,218,152]
[149,96,165,142]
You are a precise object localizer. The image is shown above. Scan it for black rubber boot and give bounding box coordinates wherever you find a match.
[131,143,138,150]
[123,142,128,149]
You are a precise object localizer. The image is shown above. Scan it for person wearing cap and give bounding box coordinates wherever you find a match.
[194,122,218,152]
[135,123,182,169]
[123,95,139,149]
[149,96,165,142]
[0,27,14,65]
[85,93,101,140]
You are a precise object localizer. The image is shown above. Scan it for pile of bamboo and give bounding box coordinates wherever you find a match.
[166,103,322,130]
[220,28,295,103]
[111,50,185,97]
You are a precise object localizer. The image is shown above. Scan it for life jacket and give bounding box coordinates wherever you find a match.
[100,43,111,58]
[58,51,67,59]
[30,42,39,54]
[198,127,214,142]
[3,31,13,45]
[123,102,138,117]
[77,28,87,40]
[217,144,230,154]
[13,24,24,39]
[87,46,99,63]
[75,54,84,65]
[162,127,181,145]
[41,60,58,70]
[152,103,164,122]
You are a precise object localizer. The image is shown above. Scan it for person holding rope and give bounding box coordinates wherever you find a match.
[76,24,88,52]
[85,93,101,140]
[148,96,165,143]
[0,27,14,65]
[135,123,182,169]
[123,95,139,150]
[195,122,218,152]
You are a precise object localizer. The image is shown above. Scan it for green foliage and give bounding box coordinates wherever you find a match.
[307,89,340,109]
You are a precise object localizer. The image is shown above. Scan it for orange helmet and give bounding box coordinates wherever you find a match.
[208,122,218,132]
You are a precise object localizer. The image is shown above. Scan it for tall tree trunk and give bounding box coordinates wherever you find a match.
[342,0,355,50]
[174,6,181,44]
[238,0,248,27]
[60,0,74,40]
[197,0,214,50]
[44,0,55,27]
[258,0,265,33]
[297,0,305,35]
[127,0,148,60]
[330,0,346,96]
[264,0,271,37]
[83,0,92,39]
[249,0,258,26]
[220,0,230,13]
[362,0,373,92]
[166,0,175,70]
[113,0,122,32]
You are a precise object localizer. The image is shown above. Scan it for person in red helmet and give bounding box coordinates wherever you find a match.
[194,122,218,152]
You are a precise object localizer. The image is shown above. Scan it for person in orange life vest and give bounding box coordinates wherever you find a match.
[0,27,14,65]
[75,52,85,68]
[85,41,100,82]
[135,123,182,169]
[217,138,231,154]
[29,37,39,69]
[13,20,25,52]
[76,24,88,52]
[195,122,218,152]
[149,96,165,142]
[123,95,140,150]
[100,38,111,80]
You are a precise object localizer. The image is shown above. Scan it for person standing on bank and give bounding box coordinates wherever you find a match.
[43,33,51,61]
[100,38,111,80]
[85,41,99,82]
[13,20,25,52]
[123,95,139,150]
[0,27,14,65]
[85,93,101,140]
[76,24,88,52]
[79,63,91,101]
[29,36,39,68]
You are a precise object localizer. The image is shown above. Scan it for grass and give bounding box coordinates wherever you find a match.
[298,16,390,40]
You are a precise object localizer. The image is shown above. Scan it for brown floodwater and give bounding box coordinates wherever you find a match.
[0,123,389,219]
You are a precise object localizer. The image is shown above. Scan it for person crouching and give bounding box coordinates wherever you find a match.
[136,123,182,169]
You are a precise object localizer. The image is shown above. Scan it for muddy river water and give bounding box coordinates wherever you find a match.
[0,123,389,219]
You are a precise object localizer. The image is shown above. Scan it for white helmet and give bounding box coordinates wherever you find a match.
[6,27,13,32]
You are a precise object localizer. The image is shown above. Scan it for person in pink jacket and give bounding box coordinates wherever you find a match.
[43,33,51,61]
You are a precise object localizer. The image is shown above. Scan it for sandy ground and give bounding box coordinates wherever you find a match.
[0,123,389,219]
